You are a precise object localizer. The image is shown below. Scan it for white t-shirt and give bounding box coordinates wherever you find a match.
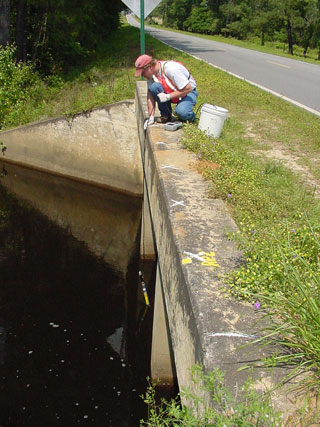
[148,60,196,90]
[161,61,196,90]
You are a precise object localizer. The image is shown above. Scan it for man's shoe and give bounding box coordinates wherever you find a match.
[156,116,172,124]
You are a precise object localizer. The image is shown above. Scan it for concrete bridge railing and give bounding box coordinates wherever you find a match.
[135,81,297,417]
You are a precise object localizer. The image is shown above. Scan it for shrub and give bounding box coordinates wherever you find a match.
[140,365,282,426]
[0,45,42,129]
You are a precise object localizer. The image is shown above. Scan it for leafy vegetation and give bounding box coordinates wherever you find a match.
[0,0,124,72]
[182,124,320,298]
[0,44,43,129]
[0,24,139,130]
[250,235,320,392]
[140,365,282,426]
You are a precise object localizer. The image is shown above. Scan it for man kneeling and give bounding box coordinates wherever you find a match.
[134,54,198,127]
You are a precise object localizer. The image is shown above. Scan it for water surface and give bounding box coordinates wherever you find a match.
[0,166,154,426]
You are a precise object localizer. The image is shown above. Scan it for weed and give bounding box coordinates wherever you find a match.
[0,141,6,156]
[181,125,320,299]
[243,223,320,392]
[140,365,282,426]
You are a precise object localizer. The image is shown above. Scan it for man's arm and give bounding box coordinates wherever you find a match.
[143,90,156,129]
[165,82,193,101]
[147,90,156,117]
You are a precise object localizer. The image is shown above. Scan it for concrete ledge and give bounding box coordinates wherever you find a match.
[136,81,295,416]
[0,101,143,197]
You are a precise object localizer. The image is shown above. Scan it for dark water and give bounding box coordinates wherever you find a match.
[0,168,155,427]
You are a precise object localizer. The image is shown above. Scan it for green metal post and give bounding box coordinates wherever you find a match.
[140,0,145,55]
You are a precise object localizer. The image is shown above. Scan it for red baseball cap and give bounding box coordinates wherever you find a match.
[135,54,153,76]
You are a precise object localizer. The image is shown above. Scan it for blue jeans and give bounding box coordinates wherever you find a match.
[148,82,198,122]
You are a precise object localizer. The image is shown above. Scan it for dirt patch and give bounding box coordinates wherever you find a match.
[250,145,320,198]
[190,159,220,174]
[244,114,284,144]
[243,111,320,198]
[245,125,258,140]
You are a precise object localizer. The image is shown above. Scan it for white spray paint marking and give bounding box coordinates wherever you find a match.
[207,332,258,339]
[170,200,185,207]
[161,164,179,170]
[183,251,206,262]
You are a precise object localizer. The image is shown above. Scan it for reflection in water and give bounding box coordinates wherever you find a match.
[0,162,142,274]
[107,327,125,357]
[0,172,155,426]
[0,325,6,365]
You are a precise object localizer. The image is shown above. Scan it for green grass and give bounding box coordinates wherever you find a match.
[177,55,320,391]
[131,18,320,395]
[182,125,320,298]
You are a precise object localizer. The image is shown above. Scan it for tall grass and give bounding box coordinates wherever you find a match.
[140,365,282,426]
[250,223,320,391]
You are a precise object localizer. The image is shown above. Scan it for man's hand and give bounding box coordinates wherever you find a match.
[144,116,155,130]
[157,93,171,103]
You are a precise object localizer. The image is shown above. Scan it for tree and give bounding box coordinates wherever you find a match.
[170,0,193,30]
[149,0,320,58]
[0,0,10,47]
[250,0,277,45]
[149,0,171,26]
[313,0,320,58]
[29,0,50,62]
[271,0,307,55]
[220,0,254,39]
[184,1,216,33]
[299,0,320,55]
[4,0,124,71]
[15,0,28,62]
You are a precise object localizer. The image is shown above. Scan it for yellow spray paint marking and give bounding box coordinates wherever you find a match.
[199,251,219,267]
[182,251,219,268]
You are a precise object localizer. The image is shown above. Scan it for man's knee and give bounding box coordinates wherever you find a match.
[175,105,195,122]
[148,82,164,98]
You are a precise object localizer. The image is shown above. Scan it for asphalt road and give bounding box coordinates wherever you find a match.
[127,15,320,116]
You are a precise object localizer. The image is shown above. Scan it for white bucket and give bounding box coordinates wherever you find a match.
[198,104,228,138]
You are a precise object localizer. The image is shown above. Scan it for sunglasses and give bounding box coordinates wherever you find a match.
[137,63,152,72]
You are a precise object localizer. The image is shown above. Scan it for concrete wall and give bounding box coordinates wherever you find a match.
[0,101,143,197]
[136,81,297,417]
